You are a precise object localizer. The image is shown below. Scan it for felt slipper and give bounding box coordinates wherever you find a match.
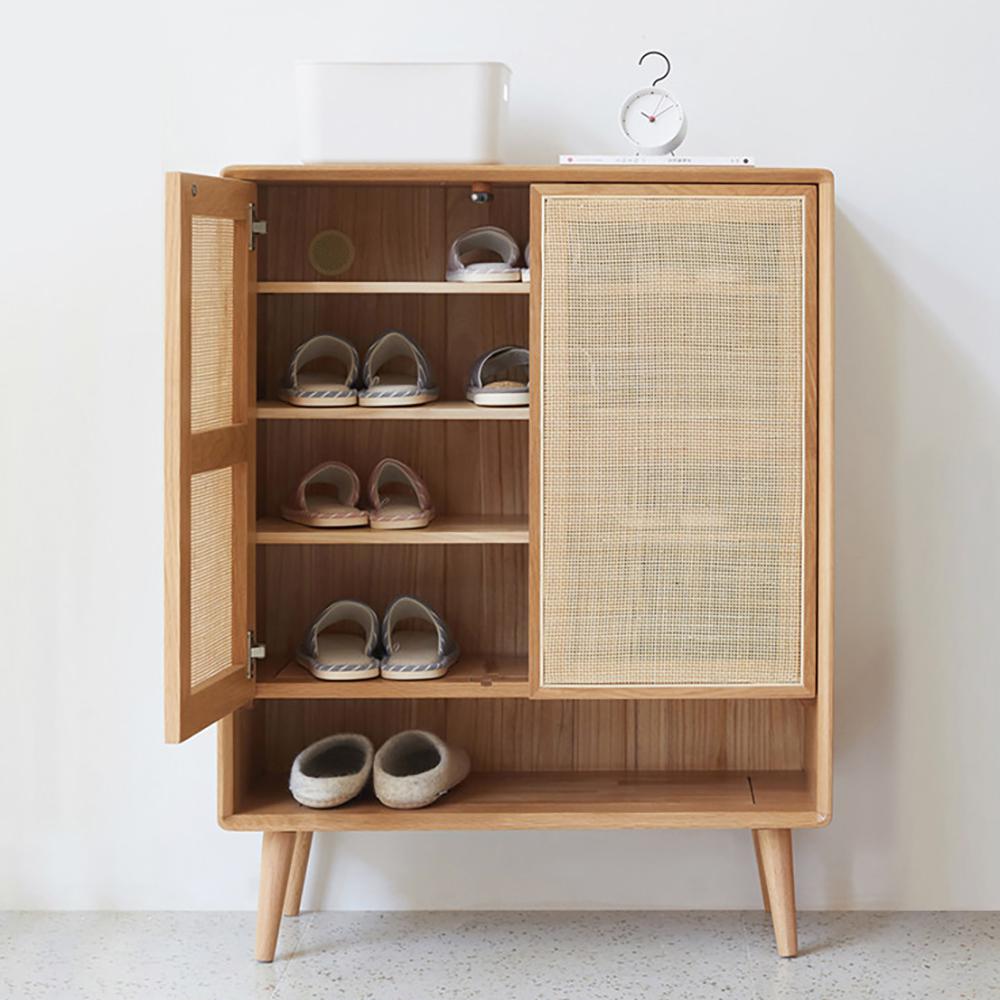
[289,733,374,808]
[373,730,471,809]
[466,345,529,407]
[279,334,360,407]
[296,600,381,681]
[380,596,459,680]
[368,458,435,530]
[359,331,438,407]
[281,461,368,528]
[446,226,522,283]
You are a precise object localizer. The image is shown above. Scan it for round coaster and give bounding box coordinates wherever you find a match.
[308,229,356,276]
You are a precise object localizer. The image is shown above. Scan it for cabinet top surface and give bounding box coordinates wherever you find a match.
[220,163,834,185]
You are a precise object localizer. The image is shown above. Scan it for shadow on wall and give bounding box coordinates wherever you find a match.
[824,208,1000,908]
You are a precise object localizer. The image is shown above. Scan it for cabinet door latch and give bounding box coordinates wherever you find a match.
[247,631,266,680]
[248,203,267,251]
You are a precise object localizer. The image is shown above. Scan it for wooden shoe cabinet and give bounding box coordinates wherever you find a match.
[164,164,834,960]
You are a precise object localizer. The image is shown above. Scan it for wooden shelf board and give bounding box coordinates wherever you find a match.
[256,655,529,700]
[223,770,822,831]
[258,281,529,295]
[255,515,527,546]
[255,401,529,422]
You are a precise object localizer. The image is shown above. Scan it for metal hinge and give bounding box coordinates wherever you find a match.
[248,203,267,251]
[247,630,266,680]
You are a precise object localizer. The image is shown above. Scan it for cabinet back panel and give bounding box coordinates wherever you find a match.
[256,421,526,519]
[257,294,528,403]
[256,545,528,669]
[257,183,529,283]
[256,698,805,775]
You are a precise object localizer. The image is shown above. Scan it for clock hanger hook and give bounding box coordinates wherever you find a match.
[638,50,671,87]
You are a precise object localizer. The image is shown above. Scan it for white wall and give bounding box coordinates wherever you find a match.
[2,0,998,911]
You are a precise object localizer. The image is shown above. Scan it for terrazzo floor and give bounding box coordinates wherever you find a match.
[1,911,997,999]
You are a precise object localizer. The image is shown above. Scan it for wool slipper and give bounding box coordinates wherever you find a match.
[289,733,374,808]
[373,730,471,809]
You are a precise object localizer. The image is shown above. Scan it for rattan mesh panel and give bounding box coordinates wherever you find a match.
[190,216,235,433]
[539,195,804,687]
[189,466,234,689]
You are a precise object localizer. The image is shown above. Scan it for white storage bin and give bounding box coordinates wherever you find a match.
[295,62,511,164]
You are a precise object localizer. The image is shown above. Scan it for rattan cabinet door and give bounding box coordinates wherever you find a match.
[530,184,816,696]
[164,173,257,742]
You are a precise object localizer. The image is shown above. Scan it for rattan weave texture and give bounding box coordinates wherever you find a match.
[189,466,234,689]
[539,195,805,687]
[190,216,235,434]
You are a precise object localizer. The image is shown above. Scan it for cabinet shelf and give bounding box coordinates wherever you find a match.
[256,655,529,699]
[258,281,530,295]
[255,515,528,546]
[255,401,528,421]
[223,770,822,832]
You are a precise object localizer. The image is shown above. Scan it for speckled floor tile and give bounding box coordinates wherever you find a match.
[1,911,998,1000]
[744,911,1000,1000]
[281,911,755,999]
[0,911,307,999]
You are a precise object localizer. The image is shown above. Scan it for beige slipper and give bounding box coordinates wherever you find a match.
[289,733,374,808]
[368,458,435,530]
[373,730,471,809]
[281,461,368,528]
[279,334,360,407]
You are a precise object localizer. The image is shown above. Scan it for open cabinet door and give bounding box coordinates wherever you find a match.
[165,173,257,743]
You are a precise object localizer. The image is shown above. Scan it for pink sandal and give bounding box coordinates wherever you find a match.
[368,459,434,530]
[281,461,368,528]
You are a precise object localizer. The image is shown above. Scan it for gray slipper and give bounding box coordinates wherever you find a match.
[289,733,374,809]
[373,730,471,809]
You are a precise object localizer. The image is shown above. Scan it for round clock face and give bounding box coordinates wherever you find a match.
[620,88,687,154]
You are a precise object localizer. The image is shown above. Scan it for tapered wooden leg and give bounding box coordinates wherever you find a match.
[283,832,313,917]
[255,831,296,962]
[751,830,771,912]
[755,828,797,957]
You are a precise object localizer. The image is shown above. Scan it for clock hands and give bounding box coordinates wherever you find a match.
[640,100,675,124]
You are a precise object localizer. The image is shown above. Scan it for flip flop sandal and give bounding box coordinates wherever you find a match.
[446,226,522,283]
[290,733,374,808]
[296,600,381,681]
[373,730,471,810]
[281,461,368,528]
[368,458,435,530]
[466,345,529,407]
[359,330,439,407]
[380,596,459,681]
[279,334,360,407]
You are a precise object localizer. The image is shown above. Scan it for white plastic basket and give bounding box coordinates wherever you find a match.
[295,62,511,164]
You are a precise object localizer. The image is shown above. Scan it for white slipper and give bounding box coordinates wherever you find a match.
[446,226,522,283]
[296,600,381,681]
[466,346,529,407]
[289,733,374,808]
[279,334,360,407]
[373,730,471,809]
[380,596,459,680]
[359,331,439,407]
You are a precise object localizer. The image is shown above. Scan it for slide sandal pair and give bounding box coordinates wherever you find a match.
[297,596,460,682]
[466,345,529,406]
[446,227,530,283]
[279,331,437,408]
[281,459,434,530]
[289,730,471,810]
